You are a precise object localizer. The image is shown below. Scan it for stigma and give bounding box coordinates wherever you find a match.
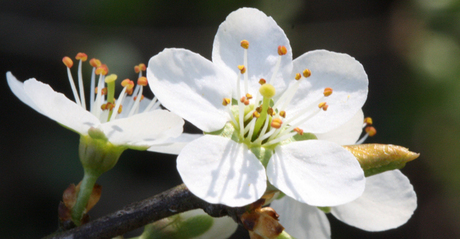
[62,53,160,123]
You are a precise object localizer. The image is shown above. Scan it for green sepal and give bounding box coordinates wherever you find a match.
[79,129,126,176]
[205,122,239,142]
[251,146,274,168]
[343,144,420,177]
[276,230,297,239]
[317,206,331,213]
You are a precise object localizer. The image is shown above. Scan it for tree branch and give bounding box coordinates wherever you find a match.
[43,184,247,239]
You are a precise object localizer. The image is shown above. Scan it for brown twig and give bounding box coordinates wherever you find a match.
[43,184,247,239]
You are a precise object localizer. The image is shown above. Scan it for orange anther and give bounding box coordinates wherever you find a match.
[137,76,148,86]
[294,127,304,135]
[75,53,88,61]
[62,56,73,68]
[244,99,250,105]
[90,58,101,68]
[133,95,145,101]
[246,93,253,100]
[295,73,301,80]
[238,65,246,74]
[253,111,260,118]
[121,79,134,90]
[323,87,333,97]
[364,117,373,125]
[279,111,286,118]
[303,69,311,78]
[365,126,377,136]
[271,118,283,129]
[96,64,108,75]
[222,98,231,106]
[259,79,266,85]
[134,65,140,73]
[240,96,246,103]
[138,63,146,71]
[278,46,287,56]
[267,108,274,116]
[318,102,329,111]
[95,87,107,95]
[241,40,249,49]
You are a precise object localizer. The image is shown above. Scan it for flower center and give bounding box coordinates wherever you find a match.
[62,53,161,123]
[222,42,334,148]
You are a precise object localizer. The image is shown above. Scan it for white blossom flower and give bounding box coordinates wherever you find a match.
[147,8,368,207]
[7,55,184,152]
[270,110,418,238]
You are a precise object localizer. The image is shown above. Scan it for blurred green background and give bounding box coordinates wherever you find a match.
[1,0,459,238]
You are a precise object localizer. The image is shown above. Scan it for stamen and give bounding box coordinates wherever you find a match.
[238,65,246,74]
[294,127,303,135]
[76,53,88,109]
[246,93,253,100]
[62,56,82,107]
[364,117,373,125]
[277,46,287,56]
[294,73,301,80]
[365,126,377,136]
[264,132,297,146]
[89,58,101,111]
[259,78,266,85]
[110,79,134,121]
[271,118,283,129]
[269,46,287,84]
[143,96,160,113]
[240,40,249,94]
[323,87,333,97]
[222,98,231,106]
[279,111,286,118]
[303,69,311,78]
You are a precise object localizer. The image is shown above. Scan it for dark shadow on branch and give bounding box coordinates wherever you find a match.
[43,184,248,239]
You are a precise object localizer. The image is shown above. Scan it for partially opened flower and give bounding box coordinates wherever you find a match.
[270,111,418,238]
[147,8,368,207]
[7,54,184,225]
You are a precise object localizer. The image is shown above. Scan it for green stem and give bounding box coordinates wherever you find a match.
[71,171,100,226]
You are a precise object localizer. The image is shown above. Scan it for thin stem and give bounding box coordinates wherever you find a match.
[44,184,247,239]
[71,172,100,226]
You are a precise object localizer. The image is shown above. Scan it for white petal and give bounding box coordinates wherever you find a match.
[7,72,43,114]
[147,133,202,155]
[316,109,364,145]
[177,135,266,207]
[100,110,184,147]
[288,50,368,133]
[147,48,232,132]
[267,140,365,206]
[331,170,417,231]
[22,78,100,135]
[271,196,330,239]
[212,7,293,96]
[178,209,238,239]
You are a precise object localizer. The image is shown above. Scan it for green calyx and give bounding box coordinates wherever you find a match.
[79,128,126,176]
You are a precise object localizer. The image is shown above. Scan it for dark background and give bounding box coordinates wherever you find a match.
[2,0,459,238]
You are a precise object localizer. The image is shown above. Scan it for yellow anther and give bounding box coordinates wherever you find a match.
[259,84,276,98]
[139,63,146,71]
[138,76,148,86]
[323,87,333,97]
[90,58,101,68]
[271,118,283,129]
[117,105,123,114]
[259,78,266,85]
[238,65,246,74]
[75,53,88,61]
[364,117,373,125]
[253,111,260,118]
[94,87,107,95]
[241,40,249,49]
[95,64,108,75]
[246,93,253,100]
[104,74,117,83]
[278,46,287,56]
[121,79,134,90]
[294,127,304,135]
[62,56,73,68]
[303,69,311,78]
[295,73,301,80]
[318,102,329,111]
[222,98,231,106]
[279,111,286,118]
[365,126,377,136]
[133,95,145,101]
[267,108,274,116]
